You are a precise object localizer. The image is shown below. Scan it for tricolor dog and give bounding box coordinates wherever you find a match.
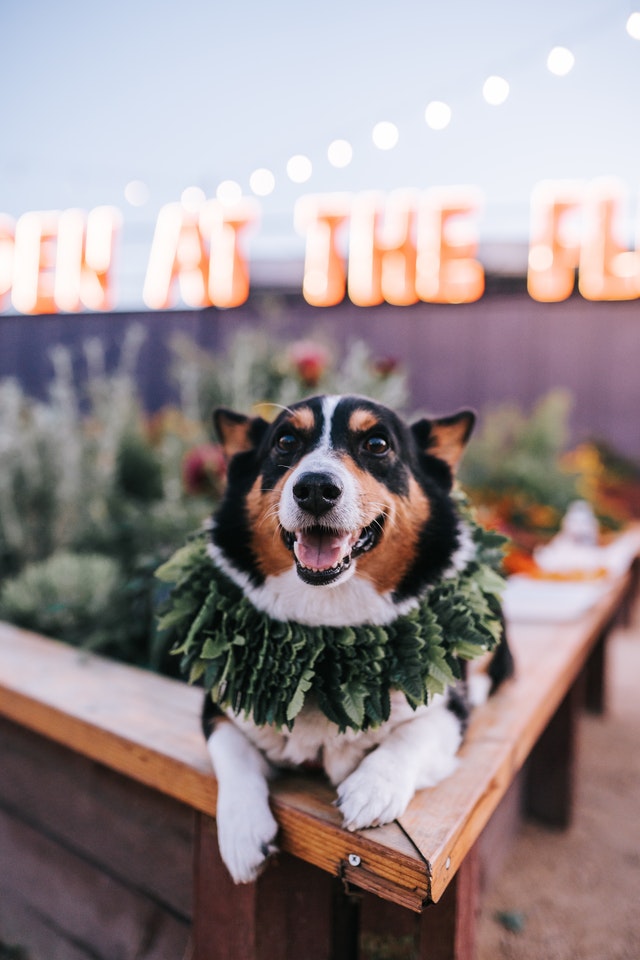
[187,395,513,884]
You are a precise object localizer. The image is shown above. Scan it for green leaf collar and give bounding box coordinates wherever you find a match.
[156,510,507,733]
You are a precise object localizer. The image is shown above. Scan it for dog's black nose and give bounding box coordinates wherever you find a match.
[293,472,343,516]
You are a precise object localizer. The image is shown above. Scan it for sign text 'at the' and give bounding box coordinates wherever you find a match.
[1,178,640,314]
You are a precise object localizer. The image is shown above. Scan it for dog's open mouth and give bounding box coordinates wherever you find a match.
[282,517,385,585]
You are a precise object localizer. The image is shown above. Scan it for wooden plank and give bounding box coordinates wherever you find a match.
[359,843,481,960]
[583,629,608,714]
[0,806,191,960]
[0,895,96,960]
[0,716,194,917]
[524,681,579,828]
[193,814,346,960]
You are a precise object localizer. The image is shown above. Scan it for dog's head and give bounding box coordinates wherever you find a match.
[210,396,475,609]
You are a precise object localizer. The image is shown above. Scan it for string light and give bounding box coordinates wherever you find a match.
[425,101,452,130]
[482,75,510,106]
[546,46,575,76]
[124,180,149,207]
[287,155,313,183]
[123,19,634,206]
[181,186,207,211]
[327,139,353,168]
[372,121,399,150]
[249,168,275,196]
[626,12,640,39]
[215,180,242,204]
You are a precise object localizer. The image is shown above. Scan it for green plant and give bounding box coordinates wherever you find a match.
[459,390,582,542]
[170,329,408,420]
[0,327,212,665]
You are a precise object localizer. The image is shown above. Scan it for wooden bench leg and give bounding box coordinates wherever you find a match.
[524,681,579,829]
[192,813,357,960]
[359,843,481,960]
[584,629,608,715]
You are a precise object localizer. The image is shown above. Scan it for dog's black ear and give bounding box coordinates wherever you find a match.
[411,410,476,473]
[213,408,269,460]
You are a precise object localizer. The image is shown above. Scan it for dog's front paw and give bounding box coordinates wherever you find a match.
[336,754,414,831]
[216,788,279,884]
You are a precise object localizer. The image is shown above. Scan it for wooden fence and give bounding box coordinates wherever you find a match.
[1,283,639,455]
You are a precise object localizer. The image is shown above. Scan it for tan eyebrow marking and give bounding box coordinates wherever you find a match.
[348,409,381,433]
[288,406,315,432]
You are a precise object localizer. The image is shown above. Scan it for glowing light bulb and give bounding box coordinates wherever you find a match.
[249,168,275,196]
[425,101,452,130]
[181,186,207,211]
[327,139,353,168]
[216,180,242,204]
[372,121,399,150]
[124,180,149,207]
[482,75,510,106]
[626,12,640,39]
[287,155,313,183]
[547,46,575,76]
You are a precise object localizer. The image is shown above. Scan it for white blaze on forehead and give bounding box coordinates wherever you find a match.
[319,395,341,451]
[278,395,363,533]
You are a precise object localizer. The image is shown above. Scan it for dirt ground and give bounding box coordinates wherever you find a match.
[477,602,640,960]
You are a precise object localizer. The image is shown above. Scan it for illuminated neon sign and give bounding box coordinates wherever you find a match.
[0,178,639,314]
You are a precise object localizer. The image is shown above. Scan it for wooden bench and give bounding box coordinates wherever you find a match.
[0,556,638,960]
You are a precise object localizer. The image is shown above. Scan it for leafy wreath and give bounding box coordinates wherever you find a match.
[156,503,507,733]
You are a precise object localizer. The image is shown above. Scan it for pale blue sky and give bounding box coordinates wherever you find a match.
[2,0,639,303]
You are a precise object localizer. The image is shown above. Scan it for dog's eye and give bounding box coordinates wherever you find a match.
[363,434,390,456]
[275,432,300,454]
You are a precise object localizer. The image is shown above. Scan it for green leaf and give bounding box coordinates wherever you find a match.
[340,684,366,728]
[286,669,314,722]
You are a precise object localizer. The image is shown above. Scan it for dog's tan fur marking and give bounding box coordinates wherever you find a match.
[288,406,315,433]
[427,414,474,472]
[246,475,292,578]
[216,413,256,459]
[343,460,431,594]
[348,409,381,434]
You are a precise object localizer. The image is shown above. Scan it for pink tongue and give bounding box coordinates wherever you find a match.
[294,529,353,571]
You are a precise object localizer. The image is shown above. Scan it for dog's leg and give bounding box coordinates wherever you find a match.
[206,720,279,883]
[336,698,464,831]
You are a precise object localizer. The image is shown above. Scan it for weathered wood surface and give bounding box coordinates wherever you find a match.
[0,717,193,958]
[193,815,357,960]
[0,717,194,916]
[0,563,634,914]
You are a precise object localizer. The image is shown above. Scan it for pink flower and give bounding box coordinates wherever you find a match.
[182,444,227,498]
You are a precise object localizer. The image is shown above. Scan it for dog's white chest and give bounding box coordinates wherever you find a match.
[213,559,418,628]
[229,691,437,786]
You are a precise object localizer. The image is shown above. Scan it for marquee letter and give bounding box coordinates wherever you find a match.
[527,181,584,302]
[199,198,258,308]
[54,206,121,311]
[295,194,350,307]
[348,190,418,307]
[415,188,484,303]
[578,178,640,301]
[11,211,59,314]
[144,203,211,309]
